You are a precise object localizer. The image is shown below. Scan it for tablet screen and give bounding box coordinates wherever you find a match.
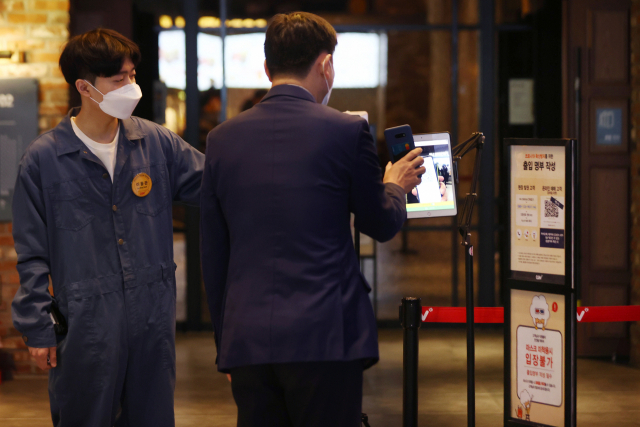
[407,133,457,218]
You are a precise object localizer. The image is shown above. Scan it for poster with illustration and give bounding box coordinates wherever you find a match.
[511,289,565,427]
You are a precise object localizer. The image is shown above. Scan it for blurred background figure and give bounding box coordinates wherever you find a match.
[199,88,222,151]
[240,89,268,112]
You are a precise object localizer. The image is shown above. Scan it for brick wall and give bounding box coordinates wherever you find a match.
[0,0,69,375]
[631,0,640,368]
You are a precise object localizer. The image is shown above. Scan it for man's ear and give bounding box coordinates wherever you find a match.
[264,60,272,82]
[76,79,92,98]
[321,54,332,78]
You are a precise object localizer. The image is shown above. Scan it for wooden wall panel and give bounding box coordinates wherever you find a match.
[589,283,628,337]
[567,0,631,357]
[591,10,629,84]
[590,167,629,270]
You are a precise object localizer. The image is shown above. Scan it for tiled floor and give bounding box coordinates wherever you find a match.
[1,219,637,426]
[1,328,640,426]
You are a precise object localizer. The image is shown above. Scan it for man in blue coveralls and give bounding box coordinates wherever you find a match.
[11,29,204,426]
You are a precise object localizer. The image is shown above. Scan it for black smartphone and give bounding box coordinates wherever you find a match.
[385,124,416,163]
[50,300,68,336]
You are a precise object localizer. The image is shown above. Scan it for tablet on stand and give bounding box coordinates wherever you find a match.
[407,132,458,218]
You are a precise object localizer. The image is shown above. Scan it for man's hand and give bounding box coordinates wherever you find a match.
[383,148,426,194]
[28,346,57,370]
[439,176,448,201]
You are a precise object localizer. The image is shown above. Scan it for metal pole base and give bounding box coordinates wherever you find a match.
[401,297,422,427]
[465,245,475,427]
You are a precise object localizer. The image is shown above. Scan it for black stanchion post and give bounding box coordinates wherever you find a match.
[465,245,475,427]
[400,297,421,427]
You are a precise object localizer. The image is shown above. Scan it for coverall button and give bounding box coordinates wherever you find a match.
[103,173,109,179]
[22,336,28,343]
[112,205,117,212]
[118,239,124,245]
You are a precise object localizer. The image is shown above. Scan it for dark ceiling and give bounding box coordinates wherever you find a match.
[133,0,350,18]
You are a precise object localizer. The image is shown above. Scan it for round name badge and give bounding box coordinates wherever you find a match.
[132,173,152,197]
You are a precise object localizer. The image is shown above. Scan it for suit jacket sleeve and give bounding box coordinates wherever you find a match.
[11,160,56,348]
[350,120,406,242]
[200,156,229,355]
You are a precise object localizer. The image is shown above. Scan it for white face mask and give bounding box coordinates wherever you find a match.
[322,57,334,106]
[84,80,142,119]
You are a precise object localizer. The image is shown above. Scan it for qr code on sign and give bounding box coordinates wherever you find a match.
[544,200,559,218]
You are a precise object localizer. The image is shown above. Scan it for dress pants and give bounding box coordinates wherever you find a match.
[230,360,364,427]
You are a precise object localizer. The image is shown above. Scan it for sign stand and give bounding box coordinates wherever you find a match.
[504,139,578,427]
[400,132,485,427]
[453,132,485,427]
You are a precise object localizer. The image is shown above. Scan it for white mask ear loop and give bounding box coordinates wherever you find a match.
[83,80,105,105]
[322,56,333,106]
[323,57,333,86]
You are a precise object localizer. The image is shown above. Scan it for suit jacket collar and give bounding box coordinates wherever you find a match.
[261,84,317,104]
[55,107,147,156]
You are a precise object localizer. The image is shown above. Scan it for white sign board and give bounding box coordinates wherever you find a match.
[509,78,535,125]
[510,145,566,283]
[517,326,563,407]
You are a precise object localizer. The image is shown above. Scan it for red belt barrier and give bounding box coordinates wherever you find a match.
[421,306,640,323]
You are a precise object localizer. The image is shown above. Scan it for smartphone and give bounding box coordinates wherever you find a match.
[385,125,416,163]
[49,300,68,335]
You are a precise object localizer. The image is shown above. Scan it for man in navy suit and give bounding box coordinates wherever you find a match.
[200,11,425,427]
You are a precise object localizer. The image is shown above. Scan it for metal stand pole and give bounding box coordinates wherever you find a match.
[355,228,361,263]
[184,0,201,331]
[401,297,421,427]
[451,132,483,427]
[396,132,482,426]
[452,216,459,306]
[465,245,475,427]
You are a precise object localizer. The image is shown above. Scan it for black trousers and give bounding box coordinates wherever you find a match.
[230,360,364,427]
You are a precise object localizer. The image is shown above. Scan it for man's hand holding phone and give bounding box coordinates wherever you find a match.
[383,147,426,193]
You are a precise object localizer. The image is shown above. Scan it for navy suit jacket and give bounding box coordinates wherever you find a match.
[201,85,406,372]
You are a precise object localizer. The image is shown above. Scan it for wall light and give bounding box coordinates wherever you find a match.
[198,16,221,28]
[225,19,243,28]
[0,50,25,63]
[159,15,173,29]
[242,19,255,28]
[161,16,268,29]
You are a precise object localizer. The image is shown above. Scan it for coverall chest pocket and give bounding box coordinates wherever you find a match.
[49,179,95,231]
[133,165,170,216]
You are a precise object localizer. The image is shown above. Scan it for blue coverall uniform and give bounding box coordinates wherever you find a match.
[11,107,204,427]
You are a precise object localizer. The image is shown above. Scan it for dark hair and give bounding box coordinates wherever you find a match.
[199,88,221,109]
[59,28,141,86]
[253,89,268,100]
[264,12,337,78]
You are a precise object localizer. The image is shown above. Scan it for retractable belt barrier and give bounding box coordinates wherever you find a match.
[401,300,640,427]
[420,305,640,324]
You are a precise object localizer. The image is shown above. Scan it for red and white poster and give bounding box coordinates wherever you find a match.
[511,289,565,427]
